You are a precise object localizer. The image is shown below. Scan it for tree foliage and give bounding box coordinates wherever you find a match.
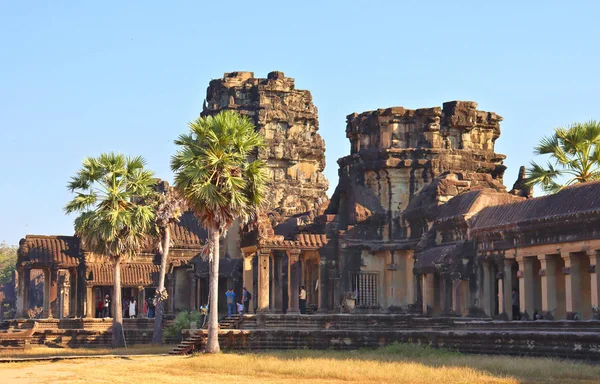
[64,152,156,347]
[171,110,267,353]
[0,241,17,285]
[526,120,600,193]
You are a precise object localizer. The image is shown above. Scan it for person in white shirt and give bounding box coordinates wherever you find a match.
[129,297,137,318]
[299,286,307,314]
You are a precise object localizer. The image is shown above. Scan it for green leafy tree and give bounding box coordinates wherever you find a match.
[526,120,600,193]
[64,153,156,347]
[171,110,267,353]
[151,183,183,344]
[0,241,17,285]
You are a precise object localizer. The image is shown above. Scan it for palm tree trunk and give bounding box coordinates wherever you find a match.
[152,226,170,344]
[112,256,125,347]
[205,228,220,353]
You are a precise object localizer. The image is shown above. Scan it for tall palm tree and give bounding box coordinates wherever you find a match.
[171,110,267,353]
[526,120,600,193]
[65,153,156,347]
[151,182,183,344]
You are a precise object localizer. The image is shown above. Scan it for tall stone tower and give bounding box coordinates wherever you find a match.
[330,101,507,241]
[202,71,329,219]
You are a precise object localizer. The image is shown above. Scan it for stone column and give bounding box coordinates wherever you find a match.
[538,255,557,318]
[482,261,492,316]
[405,252,415,304]
[16,269,25,317]
[518,257,535,318]
[257,249,271,312]
[503,260,514,319]
[562,252,581,318]
[287,250,301,314]
[85,285,94,318]
[497,271,504,316]
[137,286,145,317]
[43,268,50,318]
[317,258,328,312]
[272,254,283,313]
[451,277,462,314]
[421,274,435,314]
[189,271,197,311]
[166,277,175,313]
[590,251,600,312]
[48,268,59,319]
[243,253,255,313]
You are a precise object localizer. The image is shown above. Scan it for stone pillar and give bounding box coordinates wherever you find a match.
[189,271,197,311]
[518,257,535,318]
[451,277,462,314]
[482,261,492,316]
[317,259,328,312]
[405,252,415,304]
[243,253,255,313]
[287,250,301,314]
[538,255,557,318]
[272,254,283,313]
[42,268,50,318]
[421,274,434,314]
[85,285,94,318]
[590,251,600,312]
[166,277,175,313]
[257,249,271,312]
[137,286,145,317]
[497,271,504,316]
[562,252,581,318]
[503,260,514,319]
[47,268,59,319]
[16,269,25,317]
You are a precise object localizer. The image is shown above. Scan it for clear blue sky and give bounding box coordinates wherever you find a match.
[1,1,599,246]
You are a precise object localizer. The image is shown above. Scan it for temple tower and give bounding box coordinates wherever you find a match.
[202,71,329,218]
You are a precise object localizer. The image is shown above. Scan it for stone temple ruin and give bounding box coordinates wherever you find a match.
[9,71,600,356]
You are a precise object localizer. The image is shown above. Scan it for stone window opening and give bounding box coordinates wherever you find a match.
[350,272,379,308]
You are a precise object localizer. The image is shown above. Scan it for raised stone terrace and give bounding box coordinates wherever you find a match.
[173,314,600,360]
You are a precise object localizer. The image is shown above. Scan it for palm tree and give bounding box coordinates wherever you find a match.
[65,153,156,347]
[151,182,183,344]
[526,120,600,193]
[171,110,267,353]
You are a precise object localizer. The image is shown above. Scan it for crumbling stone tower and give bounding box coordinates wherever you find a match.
[202,71,329,219]
[327,101,508,309]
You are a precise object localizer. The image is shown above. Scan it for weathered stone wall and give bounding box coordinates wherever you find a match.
[202,71,329,219]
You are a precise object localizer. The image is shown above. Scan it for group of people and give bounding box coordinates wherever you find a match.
[93,285,310,320]
[225,287,252,317]
[224,285,308,316]
[95,292,157,319]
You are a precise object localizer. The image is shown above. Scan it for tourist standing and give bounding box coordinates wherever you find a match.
[146,294,155,318]
[225,288,236,317]
[129,297,137,318]
[102,294,111,318]
[123,297,130,318]
[95,296,103,318]
[242,287,251,314]
[512,289,520,320]
[299,286,307,314]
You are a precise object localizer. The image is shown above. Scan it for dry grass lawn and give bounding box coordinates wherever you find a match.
[0,344,173,359]
[1,344,599,384]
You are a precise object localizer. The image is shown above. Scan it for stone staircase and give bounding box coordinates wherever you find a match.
[169,314,243,355]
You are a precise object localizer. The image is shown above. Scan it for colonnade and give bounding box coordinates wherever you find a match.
[243,248,326,313]
[16,267,78,319]
[481,250,600,320]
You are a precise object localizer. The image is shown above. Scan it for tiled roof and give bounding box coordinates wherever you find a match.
[414,244,459,269]
[472,180,600,233]
[17,235,80,268]
[259,233,329,249]
[87,263,160,287]
[436,190,523,223]
[170,211,208,249]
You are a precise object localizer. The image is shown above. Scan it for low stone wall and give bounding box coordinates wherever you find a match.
[0,318,178,347]
[180,314,600,360]
[185,327,600,360]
